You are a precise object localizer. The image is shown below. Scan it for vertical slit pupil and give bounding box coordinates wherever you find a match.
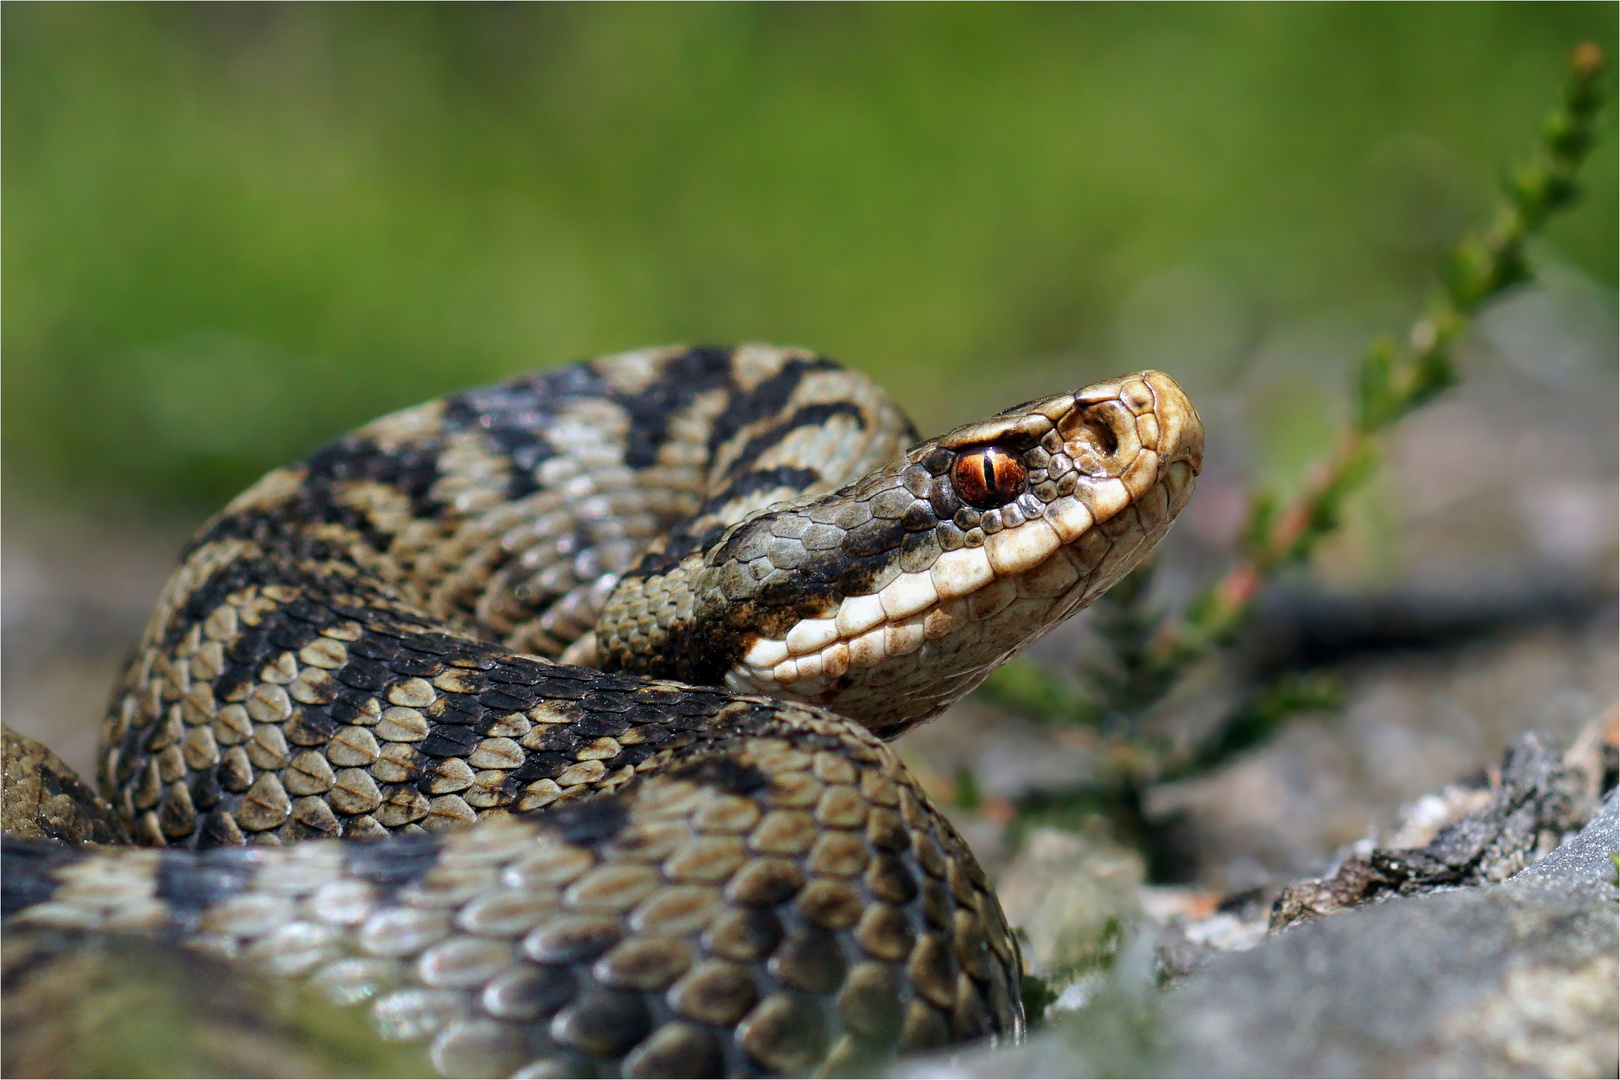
[952,445,1025,508]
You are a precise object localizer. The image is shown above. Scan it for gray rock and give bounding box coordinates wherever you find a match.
[1511,788,1618,889]
[1268,730,1604,930]
[995,826,1146,975]
[902,791,1618,1079]
[1164,797,1617,1077]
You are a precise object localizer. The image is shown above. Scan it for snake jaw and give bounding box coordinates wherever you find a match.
[721,369,1204,735]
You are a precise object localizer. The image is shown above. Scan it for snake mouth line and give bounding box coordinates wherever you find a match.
[726,467,1195,692]
[727,370,1202,702]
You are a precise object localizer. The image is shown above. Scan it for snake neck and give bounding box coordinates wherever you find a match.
[589,554,737,686]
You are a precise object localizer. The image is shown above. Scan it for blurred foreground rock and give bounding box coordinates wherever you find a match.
[1162,791,1618,1078]
[995,827,1145,976]
[903,736,1619,1079]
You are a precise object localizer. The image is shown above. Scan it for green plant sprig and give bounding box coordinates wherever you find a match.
[1151,41,1608,673]
[980,43,1608,807]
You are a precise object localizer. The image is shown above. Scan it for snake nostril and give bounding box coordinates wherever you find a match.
[1083,408,1120,455]
[1058,401,1138,477]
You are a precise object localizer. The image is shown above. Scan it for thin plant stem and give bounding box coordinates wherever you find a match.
[979,43,1610,814]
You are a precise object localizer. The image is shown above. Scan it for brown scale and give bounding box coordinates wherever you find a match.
[9,347,1202,1077]
[15,718,1023,1077]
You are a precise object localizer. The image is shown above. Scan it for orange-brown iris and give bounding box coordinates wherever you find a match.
[951,445,1026,509]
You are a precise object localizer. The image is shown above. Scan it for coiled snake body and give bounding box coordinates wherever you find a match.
[3,345,1202,1077]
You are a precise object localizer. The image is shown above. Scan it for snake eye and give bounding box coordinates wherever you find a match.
[951,445,1027,509]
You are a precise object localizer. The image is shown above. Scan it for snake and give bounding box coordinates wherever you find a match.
[2,344,1202,1078]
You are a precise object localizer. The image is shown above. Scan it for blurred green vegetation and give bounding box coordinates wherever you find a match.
[4,3,1615,512]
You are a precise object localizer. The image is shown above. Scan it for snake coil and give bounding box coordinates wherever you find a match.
[3,345,1202,1078]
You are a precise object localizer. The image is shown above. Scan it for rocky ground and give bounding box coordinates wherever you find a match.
[887,346,1620,1078]
[4,330,1616,1077]
[903,781,1618,1079]
[887,335,1620,1078]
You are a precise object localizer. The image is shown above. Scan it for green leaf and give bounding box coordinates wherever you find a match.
[953,765,983,812]
[1021,973,1061,1028]
[1355,337,1397,432]
[1241,491,1278,559]
[979,659,1101,727]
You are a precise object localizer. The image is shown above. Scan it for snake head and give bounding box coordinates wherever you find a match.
[690,369,1204,737]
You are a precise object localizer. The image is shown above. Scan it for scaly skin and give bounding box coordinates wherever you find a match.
[4,345,1201,1078]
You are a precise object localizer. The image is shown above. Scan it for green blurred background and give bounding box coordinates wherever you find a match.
[4,2,1615,515]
